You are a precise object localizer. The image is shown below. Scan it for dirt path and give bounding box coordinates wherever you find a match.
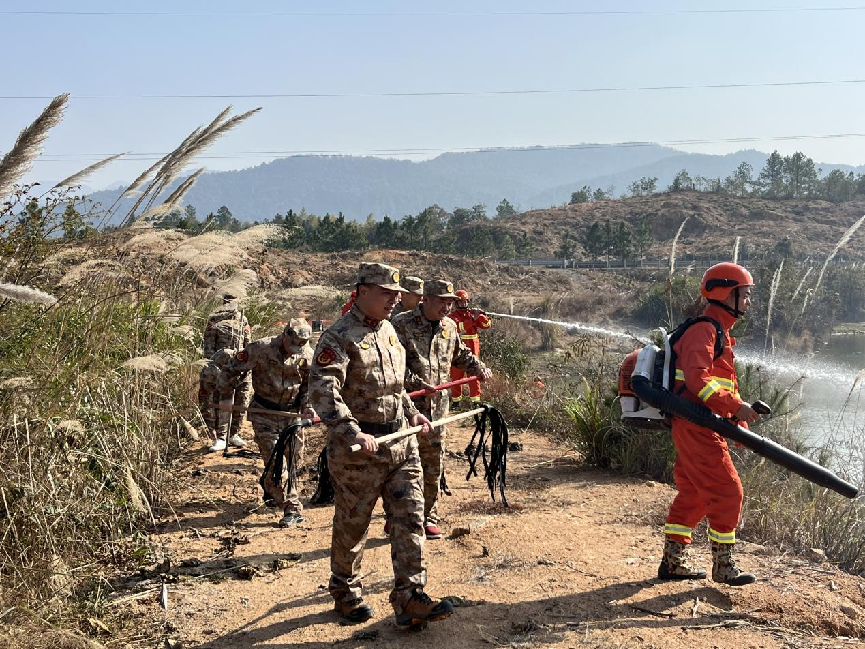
[130,421,865,648]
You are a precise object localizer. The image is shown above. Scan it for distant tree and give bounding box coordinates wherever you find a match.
[610,221,633,263]
[569,186,592,204]
[470,203,488,221]
[592,186,611,201]
[773,237,794,259]
[783,151,819,198]
[184,204,197,221]
[370,214,398,248]
[633,217,653,264]
[555,233,578,259]
[627,177,657,197]
[724,162,753,197]
[757,150,786,198]
[497,234,517,260]
[514,232,536,257]
[214,205,235,230]
[581,221,607,258]
[668,169,695,192]
[820,169,857,203]
[413,204,449,250]
[640,176,658,195]
[495,198,517,218]
[462,226,494,257]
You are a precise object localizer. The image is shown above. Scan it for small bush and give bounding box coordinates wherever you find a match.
[482,330,530,380]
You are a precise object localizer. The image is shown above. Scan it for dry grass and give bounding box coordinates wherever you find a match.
[213,268,259,299]
[0,282,57,305]
[57,259,127,287]
[0,94,68,197]
[54,152,125,189]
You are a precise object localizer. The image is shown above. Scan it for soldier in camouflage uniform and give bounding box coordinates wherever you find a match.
[390,275,424,319]
[392,279,491,539]
[203,294,253,447]
[218,318,315,527]
[309,262,454,627]
[198,349,246,448]
[203,294,252,357]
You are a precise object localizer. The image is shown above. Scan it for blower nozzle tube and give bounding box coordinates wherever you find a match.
[630,375,858,499]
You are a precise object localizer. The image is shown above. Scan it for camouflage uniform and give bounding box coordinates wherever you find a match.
[390,276,424,319]
[203,301,253,422]
[309,264,426,616]
[198,349,244,438]
[219,319,313,516]
[392,280,487,525]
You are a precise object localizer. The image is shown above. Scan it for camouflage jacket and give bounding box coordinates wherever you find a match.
[218,335,313,410]
[202,305,251,359]
[309,304,420,439]
[392,306,486,422]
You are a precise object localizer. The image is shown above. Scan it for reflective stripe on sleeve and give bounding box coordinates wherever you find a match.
[708,528,736,544]
[697,379,723,402]
[664,523,693,539]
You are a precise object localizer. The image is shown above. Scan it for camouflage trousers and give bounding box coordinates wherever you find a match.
[251,412,304,515]
[200,376,251,438]
[327,432,426,614]
[418,413,446,525]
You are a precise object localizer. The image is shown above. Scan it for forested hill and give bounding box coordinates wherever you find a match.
[90,145,863,225]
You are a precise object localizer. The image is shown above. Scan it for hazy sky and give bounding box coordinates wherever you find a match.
[2,0,865,189]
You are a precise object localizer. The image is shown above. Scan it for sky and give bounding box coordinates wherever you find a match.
[2,0,865,190]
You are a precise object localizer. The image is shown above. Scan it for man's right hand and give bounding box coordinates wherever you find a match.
[735,403,760,424]
[354,432,379,454]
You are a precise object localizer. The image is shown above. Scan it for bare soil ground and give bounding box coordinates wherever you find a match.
[110,419,865,649]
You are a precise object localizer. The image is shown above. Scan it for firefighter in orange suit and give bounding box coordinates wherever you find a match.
[449,289,491,405]
[341,290,357,316]
[659,263,761,586]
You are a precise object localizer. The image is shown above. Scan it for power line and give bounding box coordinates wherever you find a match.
[4,78,865,101]
[3,7,865,16]
[28,132,865,164]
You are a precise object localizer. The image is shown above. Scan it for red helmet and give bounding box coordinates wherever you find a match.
[700,263,754,300]
[455,289,469,301]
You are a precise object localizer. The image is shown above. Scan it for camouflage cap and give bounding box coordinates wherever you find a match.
[400,275,424,296]
[284,317,312,340]
[358,262,402,291]
[212,348,234,367]
[424,278,457,298]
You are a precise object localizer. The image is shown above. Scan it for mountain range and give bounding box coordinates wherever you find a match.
[89,145,865,225]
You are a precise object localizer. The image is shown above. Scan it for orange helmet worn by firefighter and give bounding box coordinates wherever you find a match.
[700,263,753,319]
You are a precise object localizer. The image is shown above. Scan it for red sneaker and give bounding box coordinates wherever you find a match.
[425,522,443,540]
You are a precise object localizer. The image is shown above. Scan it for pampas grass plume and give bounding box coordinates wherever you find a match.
[0,93,69,196]
[0,282,58,305]
[54,152,125,188]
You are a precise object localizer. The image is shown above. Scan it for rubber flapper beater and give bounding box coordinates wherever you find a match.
[310,447,334,504]
[630,374,858,499]
[464,404,510,507]
[260,422,302,506]
[308,376,484,505]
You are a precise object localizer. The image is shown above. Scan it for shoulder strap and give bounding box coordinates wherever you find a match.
[669,316,724,360]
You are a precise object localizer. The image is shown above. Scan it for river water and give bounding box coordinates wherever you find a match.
[735,335,865,447]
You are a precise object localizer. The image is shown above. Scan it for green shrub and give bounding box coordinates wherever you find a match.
[482,330,530,380]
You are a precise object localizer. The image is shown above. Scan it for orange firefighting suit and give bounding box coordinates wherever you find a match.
[665,303,746,546]
[449,308,492,402]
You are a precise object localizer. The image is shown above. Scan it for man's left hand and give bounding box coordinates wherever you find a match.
[410,413,432,435]
[302,407,317,421]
